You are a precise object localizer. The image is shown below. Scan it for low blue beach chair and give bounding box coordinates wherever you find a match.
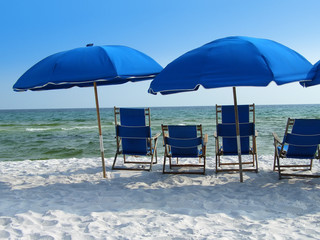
[214,104,258,173]
[162,124,208,174]
[112,107,160,171]
[273,118,320,179]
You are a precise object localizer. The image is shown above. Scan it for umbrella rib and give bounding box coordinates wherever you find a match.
[245,41,275,81]
[149,84,202,95]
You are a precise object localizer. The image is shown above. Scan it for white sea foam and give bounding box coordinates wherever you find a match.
[26,127,55,132]
[26,126,97,132]
[61,126,97,131]
[0,156,320,239]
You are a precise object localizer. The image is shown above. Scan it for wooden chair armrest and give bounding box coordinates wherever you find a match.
[203,134,208,146]
[152,132,161,140]
[162,132,168,146]
[273,132,282,145]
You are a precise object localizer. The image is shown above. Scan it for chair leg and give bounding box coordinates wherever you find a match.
[149,154,154,172]
[215,154,218,173]
[276,155,282,180]
[155,149,158,164]
[252,154,255,167]
[150,150,157,164]
[163,155,167,174]
[112,153,118,169]
[310,159,313,170]
[252,141,256,167]
[255,152,258,173]
[273,150,277,172]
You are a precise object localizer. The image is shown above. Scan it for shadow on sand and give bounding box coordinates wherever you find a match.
[1,159,320,223]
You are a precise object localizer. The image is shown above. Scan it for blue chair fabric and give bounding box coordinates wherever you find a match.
[220,105,250,154]
[119,108,149,155]
[162,125,207,174]
[215,104,258,173]
[285,119,320,158]
[113,107,159,171]
[167,125,200,157]
[274,118,320,178]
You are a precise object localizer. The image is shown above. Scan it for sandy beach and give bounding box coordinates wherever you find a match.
[1,156,320,239]
[3,0,320,239]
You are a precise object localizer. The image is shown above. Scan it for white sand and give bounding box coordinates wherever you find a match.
[1,156,320,239]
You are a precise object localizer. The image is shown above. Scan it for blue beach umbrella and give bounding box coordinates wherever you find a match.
[13,44,163,178]
[300,60,320,87]
[149,36,312,182]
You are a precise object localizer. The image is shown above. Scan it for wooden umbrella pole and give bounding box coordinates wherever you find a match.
[94,82,106,178]
[232,87,243,182]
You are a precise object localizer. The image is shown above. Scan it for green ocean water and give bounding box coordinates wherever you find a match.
[1,105,320,162]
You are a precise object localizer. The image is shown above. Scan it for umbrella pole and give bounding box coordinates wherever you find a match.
[94,82,107,178]
[232,87,243,182]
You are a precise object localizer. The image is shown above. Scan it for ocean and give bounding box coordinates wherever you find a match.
[1,104,320,162]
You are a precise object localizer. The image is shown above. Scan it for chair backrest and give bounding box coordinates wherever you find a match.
[114,107,151,155]
[283,119,320,159]
[216,104,255,154]
[162,125,203,158]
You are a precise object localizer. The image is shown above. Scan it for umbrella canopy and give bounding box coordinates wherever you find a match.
[149,36,312,182]
[13,44,162,178]
[14,44,162,91]
[300,60,320,87]
[149,36,311,94]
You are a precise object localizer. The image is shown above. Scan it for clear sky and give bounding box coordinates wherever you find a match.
[2,0,320,109]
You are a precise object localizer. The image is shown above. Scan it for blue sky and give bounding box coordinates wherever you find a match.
[1,0,320,109]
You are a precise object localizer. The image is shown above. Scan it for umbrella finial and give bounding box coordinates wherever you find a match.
[86,43,94,47]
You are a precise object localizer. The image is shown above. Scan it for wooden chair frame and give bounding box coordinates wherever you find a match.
[273,118,320,179]
[214,104,258,173]
[112,107,160,171]
[162,124,208,174]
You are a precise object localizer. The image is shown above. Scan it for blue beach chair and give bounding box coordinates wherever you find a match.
[273,118,320,179]
[112,107,160,171]
[214,104,258,173]
[162,124,208,174]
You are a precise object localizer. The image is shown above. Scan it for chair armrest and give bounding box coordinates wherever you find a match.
[203,134,208,146]
[162,132,168,146]
[152,132,161,140]
[273,132,282,146]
